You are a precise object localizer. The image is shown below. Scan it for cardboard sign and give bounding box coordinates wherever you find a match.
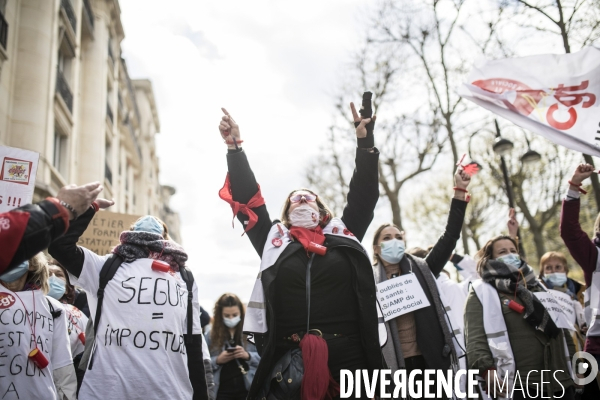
[459,46,600,157]
[534,291,575,331]
[377,274,430,321]
[0,146,39,212]
[78,211,141,255]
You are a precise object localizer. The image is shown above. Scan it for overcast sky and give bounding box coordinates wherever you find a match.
[119,0,381,310]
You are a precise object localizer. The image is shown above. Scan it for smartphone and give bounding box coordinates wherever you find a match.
[226,347,236,353]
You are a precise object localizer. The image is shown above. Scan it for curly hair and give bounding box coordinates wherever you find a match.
[210,293,246,352]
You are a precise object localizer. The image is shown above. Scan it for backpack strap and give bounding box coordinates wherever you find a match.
[179,267,195,340]
[47,298,62,319]
[89,254,123,369]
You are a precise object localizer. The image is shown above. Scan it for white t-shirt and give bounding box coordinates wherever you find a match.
[63,303,89,357]
[0,286,72,400]
[71,248,202,400]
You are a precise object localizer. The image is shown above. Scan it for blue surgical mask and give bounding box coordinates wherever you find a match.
[545,272,567,287]
[496,253,521,268]
[0,261,29,283]
[380,239,405,264]
[224,316,241,328]
[133,216,164,236]
[47,276,66,300]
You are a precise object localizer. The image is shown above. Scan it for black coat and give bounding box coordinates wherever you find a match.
[226,147,385,398]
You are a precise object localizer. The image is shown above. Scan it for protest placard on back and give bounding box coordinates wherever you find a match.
[0,146,39,212]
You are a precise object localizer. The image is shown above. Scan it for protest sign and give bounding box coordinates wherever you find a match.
[78,211,141,255]
[376,274,430,321]
[534,291,575,331]
[546,289,577,327]
[459,46,600,156]
[0,146,39,212]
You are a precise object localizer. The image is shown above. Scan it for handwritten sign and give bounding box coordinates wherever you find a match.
[0,146,39,212]
[78,211,141,255]
[546,289,577,327]
[377,274,430,321]
[534,291,575,331]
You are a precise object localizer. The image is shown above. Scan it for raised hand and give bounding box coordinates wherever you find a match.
[350,102,374,139]
[219,108,241,150]
[454,167,471,190]
[507,208,519,239]
[570,163,595,186]
[57,182,104,220]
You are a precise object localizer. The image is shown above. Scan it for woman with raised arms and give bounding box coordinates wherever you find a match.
[218,101,385,399]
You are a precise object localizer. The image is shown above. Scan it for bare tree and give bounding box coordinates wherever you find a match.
[307,42,446,229]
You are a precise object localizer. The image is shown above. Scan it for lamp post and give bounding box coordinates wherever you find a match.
[492,120,541,257]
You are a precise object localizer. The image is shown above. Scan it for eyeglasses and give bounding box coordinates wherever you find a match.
[289,194,317,203]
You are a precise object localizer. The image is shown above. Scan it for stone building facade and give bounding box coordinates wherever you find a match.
[0,0,181,243]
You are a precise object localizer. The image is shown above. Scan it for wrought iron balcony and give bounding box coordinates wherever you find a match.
[105,161,113,185]
[61,0,77,32]
[108,43,114,64]
[0,10,8,51]
[56,68,73,112]
[106,102,113,123]
[82,0,94,30]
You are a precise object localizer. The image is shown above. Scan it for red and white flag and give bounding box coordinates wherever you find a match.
[459,46,600,156]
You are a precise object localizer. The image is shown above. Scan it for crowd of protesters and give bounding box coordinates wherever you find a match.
[1,102,600,400]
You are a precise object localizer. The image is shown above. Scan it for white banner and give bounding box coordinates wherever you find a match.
[459,46,600,156]
[0,146,39,213]
[534,292,575,331]
[376,274,430,322]
[546,289,577,327]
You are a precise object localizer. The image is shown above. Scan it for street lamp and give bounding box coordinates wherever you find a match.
[493,120,541,257]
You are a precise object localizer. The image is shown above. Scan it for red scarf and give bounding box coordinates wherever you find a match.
[289,226,326,255]
[219,174,265,233]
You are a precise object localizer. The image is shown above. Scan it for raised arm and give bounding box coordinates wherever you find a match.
[341,101,379,241]
[0,182,104,274]
[560,164,598,286]
[219,108,272,256]
[424,167,470,276]
[48,198,114,278]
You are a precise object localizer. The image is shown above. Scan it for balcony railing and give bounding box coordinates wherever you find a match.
[105,161,113,185]
[82,0,94,30]
[128,121,142,160]
[106,102,113,123]
[56,68,73,112]
[0,10,8,51]
[61,0,77,32]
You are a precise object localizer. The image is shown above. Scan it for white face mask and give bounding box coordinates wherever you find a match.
[224,316,241,328]
[288,204,320,229]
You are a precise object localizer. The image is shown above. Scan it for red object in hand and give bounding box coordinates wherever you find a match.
[507,300,524,314]
[151,260,171,273]
[307,242,327,256]
[29,348,49,369]
[78,332,86,345]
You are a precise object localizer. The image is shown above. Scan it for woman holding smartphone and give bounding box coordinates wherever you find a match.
[205,294,260,400]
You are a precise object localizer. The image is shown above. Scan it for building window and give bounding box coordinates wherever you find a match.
[53,129,68,178]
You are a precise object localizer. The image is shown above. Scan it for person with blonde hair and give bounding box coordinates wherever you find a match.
[0,252,76,399]
[465,234,576,399]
